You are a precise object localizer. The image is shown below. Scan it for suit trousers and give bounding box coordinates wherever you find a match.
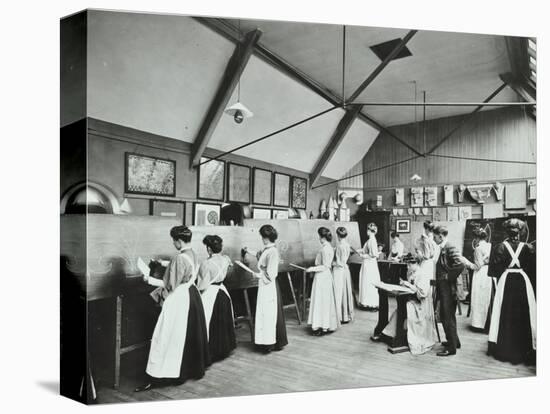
[437,279,460,353]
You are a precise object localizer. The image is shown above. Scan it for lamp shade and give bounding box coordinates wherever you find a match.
[224,102,254,118]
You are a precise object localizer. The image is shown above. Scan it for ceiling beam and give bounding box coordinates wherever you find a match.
[310,105,362,187]
[426,83,507,154]
[348,30,417,102]
[499,72,536,102]
[190,28,262,168]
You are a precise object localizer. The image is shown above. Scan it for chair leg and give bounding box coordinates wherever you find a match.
[243,289,254,343]
[287,272,302,324]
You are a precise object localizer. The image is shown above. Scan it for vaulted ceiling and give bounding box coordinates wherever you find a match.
[68,10,527,181]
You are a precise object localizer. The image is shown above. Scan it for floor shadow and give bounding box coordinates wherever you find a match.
[36,380,59,395]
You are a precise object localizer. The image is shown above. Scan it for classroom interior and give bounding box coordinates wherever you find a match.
[60,10,537,404]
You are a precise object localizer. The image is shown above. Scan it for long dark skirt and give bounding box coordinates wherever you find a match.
[488,275,535,365]
[209,291,237,362]
[274,280,289,349]
[175,285,212,383]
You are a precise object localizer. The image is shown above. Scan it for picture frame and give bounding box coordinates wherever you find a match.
[197,157,225,201]
[252,207,272,220]
[125,152,176,196]
[227,162,251,204]
[193,202,221,226]
[291,176,307,209]
[150,199,186,224]
[395,218,411,233]
[273,172,291,207]
[272,209,289,220]
[252,167,272,206]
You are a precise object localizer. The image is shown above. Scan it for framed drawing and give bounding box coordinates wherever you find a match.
[125,152,175,196]
[459,206,473,221]
[252,207,272,219]
[396,218,411,233]
[252,168,272,205]
[273,172,291,207]
[193,202,221,226]
[227,163,251,204]
[197,157,225,201]
[272,209,289,220]
[291,176,307,209]
[411,187,424,207]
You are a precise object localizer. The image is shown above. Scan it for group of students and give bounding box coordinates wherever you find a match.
[134,217,536,392]
[135,224,287,392]
[370,218,536,365]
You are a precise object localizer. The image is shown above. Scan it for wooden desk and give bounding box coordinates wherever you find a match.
[375,288,414,353]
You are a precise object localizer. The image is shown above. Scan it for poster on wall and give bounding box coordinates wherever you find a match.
[272,209,289,219]
[227,163,251,204]
[198,157,225,201]
[125,152,176,196]
[411,187,424,207]
[291,176,307,209]
[443,185,454,204]
[447,206,459,222]
[395,188,404,206]
[252,207,271,219]
[193,202,221,226]
[528,179,536,200]
[424,186,437,206]
[505,182,527,209]
[483,203,504,219]
[273,173,291,207]
[459,206,472,221]
[252,168,272,205]
[433,207,447,222]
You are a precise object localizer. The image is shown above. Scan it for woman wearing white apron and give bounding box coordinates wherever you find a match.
[415,221,437,280]
[332,227,354,323]
[357,223,381,310]
[243,225,288,353]
[197,235,236,363]
[135,226,211,392]
[307,227,339,335]
[487,218,536,365]
[469,229,494,330]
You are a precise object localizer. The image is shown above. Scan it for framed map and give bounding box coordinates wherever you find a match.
[273,172,290,207]
[227,163,251,204]
[193,202,221,226]
[291,176,307,209]
[198,157,225,201]
[125,152,175,196]
[252,168,272,205]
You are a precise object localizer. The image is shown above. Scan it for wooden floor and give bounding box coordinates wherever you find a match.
[96,303,535,404]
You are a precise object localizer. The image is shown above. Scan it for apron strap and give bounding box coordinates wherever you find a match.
[503,241,524,268]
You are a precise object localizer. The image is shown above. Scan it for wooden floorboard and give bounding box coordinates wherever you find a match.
[96,301,535,404]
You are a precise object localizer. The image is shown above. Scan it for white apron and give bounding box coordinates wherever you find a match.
[201,261,233,340]
[488,242,536,350]
[146,254,197,378]
[470,264,495,329]
[359,257,380,307]
[255,249,278,345]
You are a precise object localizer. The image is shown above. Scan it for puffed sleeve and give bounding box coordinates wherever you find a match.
[334,245,345,267]
[321,246,334,269]
[413,270,431,300]
[368,238,378,258]
[196,260,212,291]
[259,249,279,284]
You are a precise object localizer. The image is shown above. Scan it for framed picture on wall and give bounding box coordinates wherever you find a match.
[252,207,272,219]
[193,202,221,226]
[273,172,291,207]
[227,162,251,204]
[150,199,185,224]
[252,168,272,205]
[125,152,176,196]
[197,157,225,201]
[272,209,289,220]
[396,218,411,233]
[291,176,307,209]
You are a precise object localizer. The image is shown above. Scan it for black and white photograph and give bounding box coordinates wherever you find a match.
[49,1,546,410]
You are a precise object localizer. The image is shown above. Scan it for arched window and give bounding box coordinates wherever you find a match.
[61,182,121,214]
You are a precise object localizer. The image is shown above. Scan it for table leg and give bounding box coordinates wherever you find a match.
[113,295,122,389]
[302,270,307,322]
[374,290,389,336]
[243,289,254,343]
[287,272,302,324]
[387,295,409,353]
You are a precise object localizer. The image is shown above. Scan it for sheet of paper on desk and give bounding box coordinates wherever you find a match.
[373,281,414,294]
[137,257,150,277]
[234,260,256,274]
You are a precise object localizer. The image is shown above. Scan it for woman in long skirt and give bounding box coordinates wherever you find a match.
[415,221,437,280]
[135,226,211,392]
[469,229,494,330]
[357,223,381,310]
[487,218,536,365]
[307,227,339,335]
[197,235,236,363]
[243,225,288,353]
[332,227,354,323]
[382,254,436,355]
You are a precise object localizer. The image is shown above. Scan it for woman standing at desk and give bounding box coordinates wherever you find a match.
[415,220,437,280]
[469,229,493,331]
[135,226,211,392]
[307,227,339,335]
[197,235,236,362]
[243,225,288,353]
[333,227,354,323]
[358,223,381,310]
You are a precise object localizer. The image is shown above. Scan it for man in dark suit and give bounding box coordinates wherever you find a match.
[433,226,475,356]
